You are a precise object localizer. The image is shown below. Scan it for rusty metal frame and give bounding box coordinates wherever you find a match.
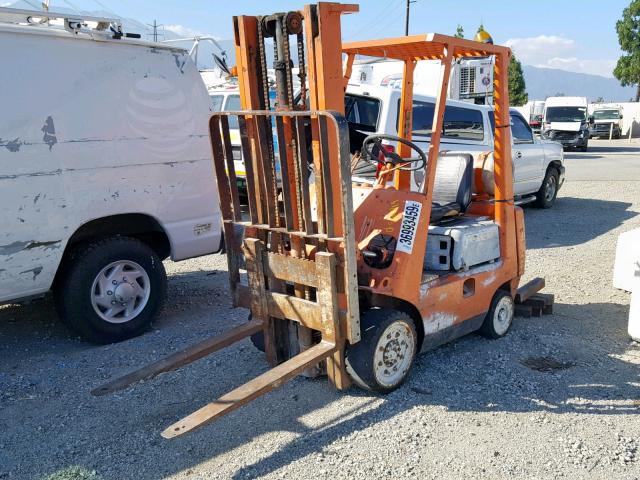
[210,109,359,341]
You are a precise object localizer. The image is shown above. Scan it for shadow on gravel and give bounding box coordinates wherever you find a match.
[563,153,606,160]
[3,291,638,479]
[0,267,225,360]
[40,301,629,480]
[206,302,638,479]
[579,144,640,154]
[524,197,635,248]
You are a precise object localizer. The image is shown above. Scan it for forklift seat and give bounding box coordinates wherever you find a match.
[430,153,473,223]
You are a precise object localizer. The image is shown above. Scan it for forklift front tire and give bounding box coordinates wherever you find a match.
[345,309,418,393]
[479,290,514,339]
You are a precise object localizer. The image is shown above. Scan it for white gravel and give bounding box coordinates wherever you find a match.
[2,177,640,480]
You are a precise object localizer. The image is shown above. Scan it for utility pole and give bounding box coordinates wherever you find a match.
[405,0,416,36]
[146,20,164,42]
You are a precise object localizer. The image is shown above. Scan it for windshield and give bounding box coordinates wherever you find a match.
[545,106,586,123]
[593,109,620,120]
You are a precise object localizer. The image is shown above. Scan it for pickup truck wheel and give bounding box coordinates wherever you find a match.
[345,309,417,393]
[533,168,559,209]
[54,236,166,344]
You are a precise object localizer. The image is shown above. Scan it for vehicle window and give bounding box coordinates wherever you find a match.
[592,109,620,120]
[397,100,484,141]
[545,106,586,123]
[411,101,435,136]
[443,105,484,140]
[345,94,380,132]
[224,94,241,129]
[210,95,224,112]
[510,113,533,143]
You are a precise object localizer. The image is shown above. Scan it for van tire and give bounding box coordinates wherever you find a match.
[533,168,559,209]
[54,236,166,344]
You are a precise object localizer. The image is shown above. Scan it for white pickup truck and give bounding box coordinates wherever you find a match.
[346,84,565,208]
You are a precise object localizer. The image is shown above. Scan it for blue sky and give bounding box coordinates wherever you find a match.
[10,0,630,77]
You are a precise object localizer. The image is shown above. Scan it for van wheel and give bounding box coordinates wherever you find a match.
[534,168,559,208]
[345,309,417,393]
[54,236,166,344]
[479,290,514,339]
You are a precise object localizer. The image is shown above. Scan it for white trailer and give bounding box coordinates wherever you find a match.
[349,57,493,104]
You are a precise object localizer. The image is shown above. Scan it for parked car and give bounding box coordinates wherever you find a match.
[541,96,589,151]
[345,84,565,208]
[0,14,222,343]
[529,114,543,135]
[589,107,623,139]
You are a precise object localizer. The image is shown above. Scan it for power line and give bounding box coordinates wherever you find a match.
[344,0,404,41]
[62,0,86,14]
[90,0,119,16]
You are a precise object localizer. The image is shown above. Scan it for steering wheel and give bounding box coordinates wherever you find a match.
[361,134,427,172]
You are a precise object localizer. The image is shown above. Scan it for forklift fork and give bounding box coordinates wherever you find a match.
[92,109,359,437]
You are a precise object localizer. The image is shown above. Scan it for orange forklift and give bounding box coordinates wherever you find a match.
[93,2,548,438]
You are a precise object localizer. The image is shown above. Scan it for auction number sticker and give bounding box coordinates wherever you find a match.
[396,200,422,254]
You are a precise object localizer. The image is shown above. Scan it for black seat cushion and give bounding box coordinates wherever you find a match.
[430,201,461,222]
[432,153,473,210]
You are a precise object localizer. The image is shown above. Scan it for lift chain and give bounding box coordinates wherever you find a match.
[281,19,304,234]
[257,17,280,228]
[296,32,307,109]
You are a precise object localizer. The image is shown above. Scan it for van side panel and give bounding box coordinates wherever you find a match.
[0,27,221,302]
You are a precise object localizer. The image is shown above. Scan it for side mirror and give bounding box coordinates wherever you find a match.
[620,114,624,119]
[588,116,594,125]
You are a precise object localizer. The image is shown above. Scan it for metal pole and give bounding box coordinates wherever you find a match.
[405,0,410,36]
[610,122,613,141]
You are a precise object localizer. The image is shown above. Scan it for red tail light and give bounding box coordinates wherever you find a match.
[375,144,395,178]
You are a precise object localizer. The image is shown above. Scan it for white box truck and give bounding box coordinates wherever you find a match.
[0,9,222,343]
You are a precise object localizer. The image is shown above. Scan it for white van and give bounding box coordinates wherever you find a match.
[541,96,589,151]
[345,84,565,208]
[0,10,222,343]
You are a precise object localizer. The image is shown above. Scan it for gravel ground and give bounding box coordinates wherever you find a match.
[2,173,640,479]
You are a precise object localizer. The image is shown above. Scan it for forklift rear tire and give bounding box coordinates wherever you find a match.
[345,309,417,393]
[479,290,514,339]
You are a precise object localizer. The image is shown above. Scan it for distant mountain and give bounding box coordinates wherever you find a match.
[523,65,636,102]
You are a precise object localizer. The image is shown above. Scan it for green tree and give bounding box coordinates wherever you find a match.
[454,25,464,38]
[614,1,640,101]
[508,54,528,106]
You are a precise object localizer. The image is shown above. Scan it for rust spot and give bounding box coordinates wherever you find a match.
[41,116,57,150]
